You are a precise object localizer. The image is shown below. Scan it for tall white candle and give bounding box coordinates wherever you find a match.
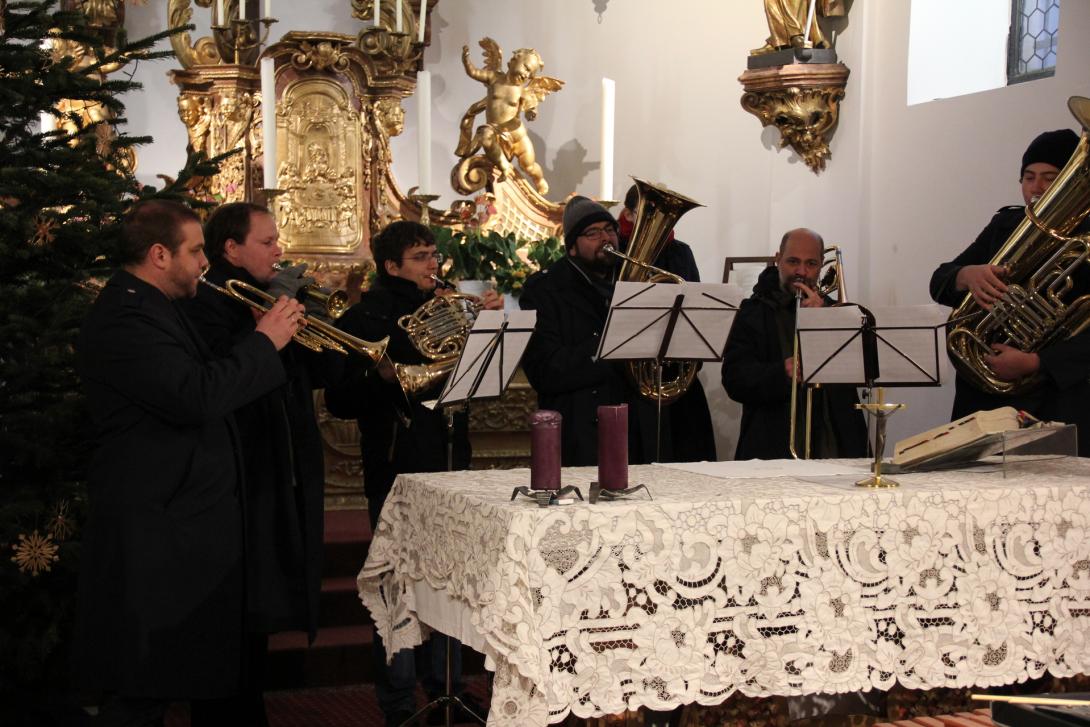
[417,0,427,43]
[373,0,380,26]
[599,78,615,202]
[265,0,272,18]
[395,0,403,32]
[239,0,246,21]
[217,0,224,25]
[260,57,277,190]
[417,71,432,196]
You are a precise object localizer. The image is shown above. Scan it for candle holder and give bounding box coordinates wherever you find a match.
[595,199,620,209]
[588,481,652,504]
[356,26,424,70]
[260,186,285,207]
[855,387,906,488]
[211,15,278,65]
[408,190,440,226]
[510,485,584,507]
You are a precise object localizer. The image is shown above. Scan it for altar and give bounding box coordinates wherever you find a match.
[357,458,1090,726]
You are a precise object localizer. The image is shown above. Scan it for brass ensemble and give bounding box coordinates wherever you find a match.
[788,245,849,459]
[947,96,1090,396]
[198,275,389,361]
[604,177,704,404]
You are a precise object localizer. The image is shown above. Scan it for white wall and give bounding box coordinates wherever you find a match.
[120,0,1090,458]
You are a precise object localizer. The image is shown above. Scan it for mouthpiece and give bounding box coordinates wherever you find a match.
[430,274,455,290]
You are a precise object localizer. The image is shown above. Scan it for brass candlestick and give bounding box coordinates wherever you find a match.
[408,190,440,226]
[211,16,278,65]
[855,387,905,488]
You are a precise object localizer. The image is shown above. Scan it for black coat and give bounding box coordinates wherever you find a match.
[323,275,470,526]
[721,266,868,460]
[930,206,1090,455]
[520,256,665,466]
[180,260,336,638]
[74,270,285,699]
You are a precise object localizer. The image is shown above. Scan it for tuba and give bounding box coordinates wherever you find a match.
[604,178,704,403]
[947,96,1090,396]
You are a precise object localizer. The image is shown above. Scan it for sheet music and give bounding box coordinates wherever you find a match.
[597,282,744,361]
[797,305,868,384]
[440,310,536,405]
[870,305,948,385]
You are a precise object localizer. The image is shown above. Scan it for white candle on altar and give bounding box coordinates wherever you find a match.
[216,0,224,24]
[373,0,380,26]
[260,57,277,190]
[265,0,272,18]
[395,0,403,32]
[417,1,427,43]
[599,78,615,202]
[417,70,432,196]
[239,0,246,21]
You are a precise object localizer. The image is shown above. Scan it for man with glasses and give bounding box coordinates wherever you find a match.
[521,196,663,465]
[324,220,497,727]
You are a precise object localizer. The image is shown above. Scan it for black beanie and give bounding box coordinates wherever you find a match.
[563,196,615,249]
[1021,128,1080,177]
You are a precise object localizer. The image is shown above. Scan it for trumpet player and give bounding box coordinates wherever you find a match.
[721,228,867,460]
[74,201,303,726]
[930,128,1090,455]
[324,220,497,726]
[179,202,342,723]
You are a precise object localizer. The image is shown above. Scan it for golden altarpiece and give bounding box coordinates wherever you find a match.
[165,0,563,504]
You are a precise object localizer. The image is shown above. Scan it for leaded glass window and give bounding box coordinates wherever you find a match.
[1008,0,1059,84]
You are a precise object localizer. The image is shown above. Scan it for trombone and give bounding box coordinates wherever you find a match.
[788,245,847,459]
[198,275,388,362]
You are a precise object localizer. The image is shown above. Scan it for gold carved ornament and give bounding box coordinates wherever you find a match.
[739,62,849,173]
[167,0,222,69]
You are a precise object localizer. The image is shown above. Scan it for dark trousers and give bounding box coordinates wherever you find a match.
[93,695,250,727]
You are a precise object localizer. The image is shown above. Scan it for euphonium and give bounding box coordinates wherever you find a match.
[947,96,1090,396]
[198,275,388,362]
[605,177,704,404]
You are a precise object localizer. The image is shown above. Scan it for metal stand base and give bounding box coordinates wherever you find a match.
[589,481,652,504]
[510,485,584,507]
[399,636,485,727]
[855,473,899,488]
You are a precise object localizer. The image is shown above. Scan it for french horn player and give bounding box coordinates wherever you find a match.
[930,114,1090,457]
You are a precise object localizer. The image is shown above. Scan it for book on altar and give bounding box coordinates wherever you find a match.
[892,407,1025,468]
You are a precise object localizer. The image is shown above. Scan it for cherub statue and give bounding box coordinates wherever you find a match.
[176,94,211,154]
[456,38,563,195]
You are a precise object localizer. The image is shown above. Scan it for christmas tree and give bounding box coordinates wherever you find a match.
[0,2,215,721]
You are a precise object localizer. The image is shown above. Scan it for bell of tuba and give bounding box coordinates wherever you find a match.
[605,178,704,403]
[947,96,1090,396]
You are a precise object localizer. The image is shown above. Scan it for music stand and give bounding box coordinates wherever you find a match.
[795,304,948,487]
[404,309,538,727]
[597,281,743,461]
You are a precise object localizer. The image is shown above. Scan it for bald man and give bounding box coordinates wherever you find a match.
[721,228,867,460]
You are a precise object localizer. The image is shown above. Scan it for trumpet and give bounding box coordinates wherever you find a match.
[272,262,349,320]
[198,275,388,362]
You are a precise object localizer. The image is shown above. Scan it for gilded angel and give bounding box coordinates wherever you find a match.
[456,38,563,195]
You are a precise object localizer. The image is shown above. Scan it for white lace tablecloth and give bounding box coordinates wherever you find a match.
[357,458,1090,726]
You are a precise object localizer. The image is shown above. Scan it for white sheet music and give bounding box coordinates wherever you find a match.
[869,305,948,385]
[797,305,868,384]
[439,310,536,404]
[597,282,745,362]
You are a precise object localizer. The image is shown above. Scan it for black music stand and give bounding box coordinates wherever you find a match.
[597,281,742,461]
[403,309,536,727]
[795,304,948,487]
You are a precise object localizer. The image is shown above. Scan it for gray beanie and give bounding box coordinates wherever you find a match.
[563,196,615,248]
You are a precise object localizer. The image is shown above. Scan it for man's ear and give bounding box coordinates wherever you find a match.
[222,238,240,264]
[384,258,399,276]
[148,242,171,270]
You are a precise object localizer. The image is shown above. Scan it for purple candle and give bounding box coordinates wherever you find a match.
[530,410,562,490]
[597,404,629,490]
